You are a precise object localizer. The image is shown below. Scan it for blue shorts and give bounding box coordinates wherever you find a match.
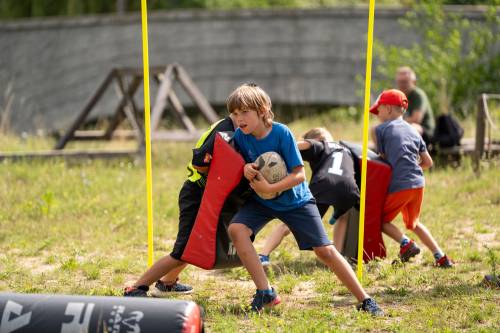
[230,198,332,250]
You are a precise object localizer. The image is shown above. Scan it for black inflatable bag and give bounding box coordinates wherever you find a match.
[0,293,202,333]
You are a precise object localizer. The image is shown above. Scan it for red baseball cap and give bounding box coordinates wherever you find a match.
[369,89,408,115]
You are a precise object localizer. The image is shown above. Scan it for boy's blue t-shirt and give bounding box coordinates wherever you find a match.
[233,122,312,211]
[375,118,427,193]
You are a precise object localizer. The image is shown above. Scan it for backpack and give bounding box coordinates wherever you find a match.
[433,114,464,148]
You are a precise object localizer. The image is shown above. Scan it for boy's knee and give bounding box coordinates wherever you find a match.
[313,245,335,261]
[227,223,239,238]
[168,254,182,263]
[405,219,419,231]
[382,221,393,229]
[228,223,251,240]
[337,213,349,223]
[171,256,188,266]
[279,224,291,236]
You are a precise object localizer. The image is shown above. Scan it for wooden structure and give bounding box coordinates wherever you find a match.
[55,64,218,151]
[0,64,218,161]
[0,148,137,161]
[473,93,500,174]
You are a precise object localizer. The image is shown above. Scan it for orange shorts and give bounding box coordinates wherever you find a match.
[382,187,424,230]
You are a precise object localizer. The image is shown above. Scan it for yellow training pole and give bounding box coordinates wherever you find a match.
[357,0,376,281]
[141,0,154,267]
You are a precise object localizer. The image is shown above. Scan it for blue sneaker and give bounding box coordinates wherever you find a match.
[150,279,193,297]
[483,274,500,288]
[258,254,271,266]
[356,298,384,316]
[250,288,281,312]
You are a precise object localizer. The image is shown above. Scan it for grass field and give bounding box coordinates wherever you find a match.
[0,117,499,332]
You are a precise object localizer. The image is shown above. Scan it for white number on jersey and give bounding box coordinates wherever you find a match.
[328,151,344,176]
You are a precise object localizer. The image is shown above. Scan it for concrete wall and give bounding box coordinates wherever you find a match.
[0,7,486,133]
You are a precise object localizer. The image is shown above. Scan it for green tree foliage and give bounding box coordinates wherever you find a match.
[0,0,115,18]
[0,0,496,18]
[443,0,499,4]
[373,1,499,117]
[5,0,491,19]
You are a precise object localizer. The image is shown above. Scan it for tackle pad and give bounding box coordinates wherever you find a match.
[340,141,392,263]
[181,133,249,269]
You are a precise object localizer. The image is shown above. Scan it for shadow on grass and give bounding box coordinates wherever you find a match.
[374,281,490,302]
[202,302,283,317]
[324,281,492,313]
[266,259,328,277]
[212,258,327,279]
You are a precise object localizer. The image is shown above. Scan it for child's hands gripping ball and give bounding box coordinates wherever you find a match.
[253,152,287,199]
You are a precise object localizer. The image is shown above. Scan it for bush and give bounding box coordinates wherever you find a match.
[373,1,500,117]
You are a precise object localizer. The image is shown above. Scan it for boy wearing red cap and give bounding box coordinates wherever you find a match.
[370,89,453,268]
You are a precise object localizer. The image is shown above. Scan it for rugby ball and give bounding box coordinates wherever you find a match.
[254,152,287,199]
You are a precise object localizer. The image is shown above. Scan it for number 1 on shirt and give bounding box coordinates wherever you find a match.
[328,152,344,176]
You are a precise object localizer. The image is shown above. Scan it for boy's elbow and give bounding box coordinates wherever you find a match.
[427,159,434,169]
[420,153,433,169]
[298,173,306,183]
[295,168,306,184]
[426,153,433,168]
[292,167,306,183]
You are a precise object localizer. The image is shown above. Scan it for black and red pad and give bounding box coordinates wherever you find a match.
[181,133,246,270]
[340,141,392,262]
[0,292,202,333]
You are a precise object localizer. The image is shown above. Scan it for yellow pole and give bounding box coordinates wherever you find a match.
[357,0,376,281]
[141,0,154,267]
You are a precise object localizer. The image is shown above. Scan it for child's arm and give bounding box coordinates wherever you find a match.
[250,165,306,194]
[298,139,325,163]
[297,140,312,151]
[419,150,433,170]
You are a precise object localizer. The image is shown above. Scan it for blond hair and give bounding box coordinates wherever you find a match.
[303,127,333,142]
[226,83,274,127]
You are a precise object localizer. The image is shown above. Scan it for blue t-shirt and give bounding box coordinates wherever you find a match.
[375,118,427,193]
[233,122,312,211]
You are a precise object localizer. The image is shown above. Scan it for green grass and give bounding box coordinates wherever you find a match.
[0,118,499,332]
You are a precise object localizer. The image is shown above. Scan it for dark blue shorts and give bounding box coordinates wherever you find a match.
[230,198,332,250]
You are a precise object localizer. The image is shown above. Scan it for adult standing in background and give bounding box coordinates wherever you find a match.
[396,66,435,146]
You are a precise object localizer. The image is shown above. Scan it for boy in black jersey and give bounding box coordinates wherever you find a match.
[258,128,359,265]
[124,116,238,297]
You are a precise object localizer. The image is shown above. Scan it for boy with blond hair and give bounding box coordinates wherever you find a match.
[258,127,359,265]
[226,83,383,315]
[370,89,453,267]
